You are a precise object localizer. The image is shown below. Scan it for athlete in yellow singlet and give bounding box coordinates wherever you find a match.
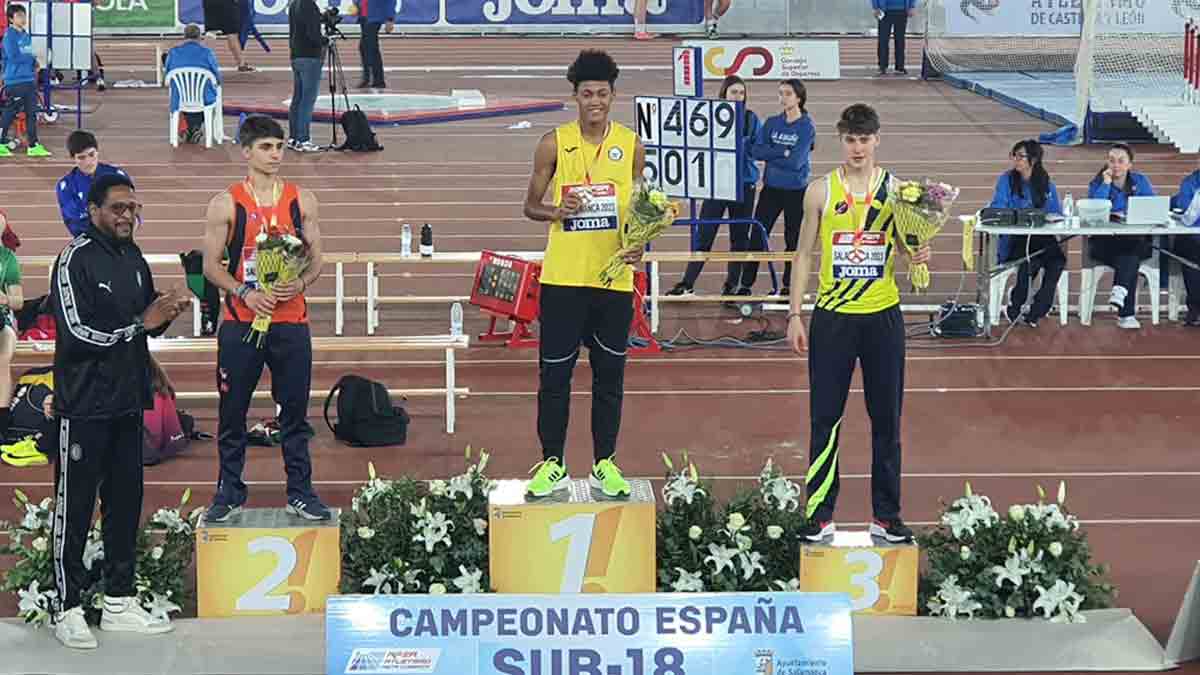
[786,104,931,545]
[521,50,646,500]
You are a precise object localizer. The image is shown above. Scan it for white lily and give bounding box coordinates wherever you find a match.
[409,497,429,518]
[688,525,702,541]
[429,480,448,497]
[145,592,181,623]
[446,474,474,501]
[1048,542,1063,558]
[926,575,983,620]
[151,546,164,561]
[17,581,54,626]
[767,525,784,540]
[1008,504,1026,521]
[151,508,189,534]
[662,473,706,506]
[671,568,704,592]
[31,537,47,553]
[704,543,738,576]
[1034,580,1085,623]
[362,567,398,594]
[20,502,44,531]
[357,526,376,540]
[473,518,488,536]
[737,550,766,581]
[428,583,447,595]
[773,578,802,592]
[991,552,1031,589]
[452,566,483,594]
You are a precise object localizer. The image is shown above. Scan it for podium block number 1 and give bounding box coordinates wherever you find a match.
[548,510,623,593]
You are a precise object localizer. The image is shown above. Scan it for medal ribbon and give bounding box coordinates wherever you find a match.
[244,178,282,237]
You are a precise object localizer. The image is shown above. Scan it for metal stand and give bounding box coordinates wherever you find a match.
[321,25,350,150]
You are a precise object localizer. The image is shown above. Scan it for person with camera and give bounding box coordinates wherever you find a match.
[356,0,393,89]
[287,0,328,152]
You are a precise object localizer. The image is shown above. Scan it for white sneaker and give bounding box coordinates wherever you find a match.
[1117,316,1141,330]
[100,596,174,634]
[1109,286,1128,312]
[54,606,98,649]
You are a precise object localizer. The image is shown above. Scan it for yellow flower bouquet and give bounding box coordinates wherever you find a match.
[245,230,309,348]
[599,174,680,287]
[890,178,960,291]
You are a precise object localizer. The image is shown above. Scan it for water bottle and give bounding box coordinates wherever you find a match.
[1062,192,1075,228]
[450,302,463,337]
[401,222,412,257]
[420,223,434,257]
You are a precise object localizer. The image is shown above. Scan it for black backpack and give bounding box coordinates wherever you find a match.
[323,375,409,447]
[337,106,383,152]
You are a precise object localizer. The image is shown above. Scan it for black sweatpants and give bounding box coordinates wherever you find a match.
[1176,234,1200,312]
[1005,235,1067,321]
[805,306,905,523]
[538,283,633,464]
[359,21,384,85]
[878,10,909,72]
[681,185,757,290]
[53,414,144,612]
[215,321,315,507]
[742,184,806,291]
[1090,236,1150,317]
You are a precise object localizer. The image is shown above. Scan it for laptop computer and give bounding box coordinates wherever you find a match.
[1125,196,1171,225]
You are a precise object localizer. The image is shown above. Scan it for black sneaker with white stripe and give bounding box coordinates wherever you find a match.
[205,501,242,523]
[287,495,332,521]
[870,518,914,543]
[799,520,836,542]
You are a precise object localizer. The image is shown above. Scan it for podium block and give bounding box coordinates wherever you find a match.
[196,507,341,618]
[799,530,919,615]
[489,479,655,593]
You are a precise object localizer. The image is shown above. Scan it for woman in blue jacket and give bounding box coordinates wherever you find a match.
[1086,144,1155,329]
[1171,157,1200,326]
[989,139,1065,327]
[740,79,816,296]
[668,75,761,298]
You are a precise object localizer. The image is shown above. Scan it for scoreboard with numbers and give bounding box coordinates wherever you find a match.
[634,96,745,203]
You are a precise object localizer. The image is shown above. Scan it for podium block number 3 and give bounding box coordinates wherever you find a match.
[548,510,623,593]
[844,549,900,611]
[235,531,319,613]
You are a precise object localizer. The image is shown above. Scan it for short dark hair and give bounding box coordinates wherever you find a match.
[6,4,26,19]
[567,50,619,91]
[67,130,99,157]
[88,173,136,208]
[238,114,286,147]
[836,104,880,136]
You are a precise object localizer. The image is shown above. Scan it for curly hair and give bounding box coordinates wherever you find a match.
[567,50,620,91]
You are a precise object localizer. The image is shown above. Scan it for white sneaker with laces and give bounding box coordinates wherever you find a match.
[100,595,174,634]
[298,141,323,153]
[54,606,98,649]
[1117,316,1141,330]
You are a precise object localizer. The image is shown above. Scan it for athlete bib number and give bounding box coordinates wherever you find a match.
[561,183,618,232]
[242,247,259,286]
[831,231,887,280]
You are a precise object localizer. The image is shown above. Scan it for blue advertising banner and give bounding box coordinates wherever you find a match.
[326,592,853,675]
[445,0,702,26]
[178,0,439,27]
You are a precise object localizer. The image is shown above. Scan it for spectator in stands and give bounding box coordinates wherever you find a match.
[166,24,222,145]
[633,0,652,40]
[705,0,732,38]
[57,130,133,237]
[1171,157,1200,327]
[741,79,816,297]
[0,215,22,434]
[872,0,915,76]
[288,0,326,152]
[667,75,761,298]
[0,4,51,158]
[202,0,254,72]
[356,0,393,89]
[1086,144,1155,329]
[989,139,1065,328]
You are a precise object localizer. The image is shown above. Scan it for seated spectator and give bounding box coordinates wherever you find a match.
[57,130,132,238]
[0,230,22,434]
[165,24,222,144]
[989,139,1065,328]
[1086,144,1155,329]
[1171,155,1200,327]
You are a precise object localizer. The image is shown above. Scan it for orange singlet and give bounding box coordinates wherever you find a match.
[222,180,309,324]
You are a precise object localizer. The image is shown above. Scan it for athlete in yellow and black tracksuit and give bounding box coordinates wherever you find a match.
[801,167,912,543]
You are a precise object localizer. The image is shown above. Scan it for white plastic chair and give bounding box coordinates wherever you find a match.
[166,67,221,148]
[1168,267,1186,322]
[989,266,1069,326]
[1078,263,1160,326]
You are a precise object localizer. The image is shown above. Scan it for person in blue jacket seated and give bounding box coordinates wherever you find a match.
[165,24,222,144]
[740,78,816,297]
[989,139,1065,327]
[1086,143,1155,330]
[1171,155,1200,327]
[56,130,133,238]
[667,75,761,299]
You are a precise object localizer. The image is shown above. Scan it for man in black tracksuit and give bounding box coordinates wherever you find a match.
[49,173,190,649]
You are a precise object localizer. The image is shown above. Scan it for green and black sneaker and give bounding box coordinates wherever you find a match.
[590,458,631,498]
[526,457,568,497]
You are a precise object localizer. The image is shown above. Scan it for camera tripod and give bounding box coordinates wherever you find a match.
[320,25,352,151]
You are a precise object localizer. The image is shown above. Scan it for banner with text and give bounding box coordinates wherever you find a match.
[683,40,841,80]
[326,592,853,675]
[445,0,702,26]
[178,0,438,27]
[95,0,176,29]
[947,0,1195,36]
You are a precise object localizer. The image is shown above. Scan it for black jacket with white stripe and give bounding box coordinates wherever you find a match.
[51,228,169,420]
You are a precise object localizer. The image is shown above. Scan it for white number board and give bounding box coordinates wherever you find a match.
[634,96,744,203]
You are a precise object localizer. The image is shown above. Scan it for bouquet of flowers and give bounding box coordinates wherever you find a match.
[890,178,960,291]
[598,173,680,287]
[246,230,309,348]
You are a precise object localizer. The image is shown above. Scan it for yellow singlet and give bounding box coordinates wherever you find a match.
[814,167,900,314]
[539,120,637,293]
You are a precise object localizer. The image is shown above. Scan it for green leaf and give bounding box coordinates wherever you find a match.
[662,453,674,471]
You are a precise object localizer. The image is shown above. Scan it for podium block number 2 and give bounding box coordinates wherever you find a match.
[235,530,319,613]
[844,549,900,611]
[548,510,623,593]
